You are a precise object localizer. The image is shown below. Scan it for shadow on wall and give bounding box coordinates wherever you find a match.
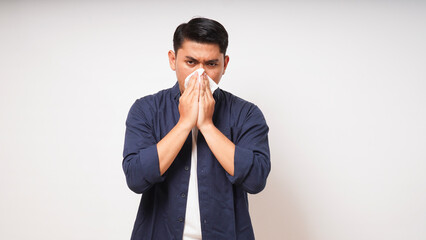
[249,173,309,240]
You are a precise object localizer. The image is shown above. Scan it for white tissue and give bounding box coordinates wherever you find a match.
[184,68,218,93]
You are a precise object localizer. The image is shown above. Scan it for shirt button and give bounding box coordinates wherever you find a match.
[203,219,207,224]
[184,166,189,171]
[181,193,186,198]
[178,217,184,222]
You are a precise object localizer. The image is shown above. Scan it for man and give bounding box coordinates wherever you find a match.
[122,17,270,240]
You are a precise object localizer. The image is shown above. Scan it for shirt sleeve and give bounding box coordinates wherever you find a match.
[226,105,271,194]
[122,99,165,194]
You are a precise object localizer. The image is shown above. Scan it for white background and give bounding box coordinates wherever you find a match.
[1,1,425,239]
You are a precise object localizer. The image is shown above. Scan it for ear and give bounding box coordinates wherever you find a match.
[168,50,176,71]
[222,55,230,75]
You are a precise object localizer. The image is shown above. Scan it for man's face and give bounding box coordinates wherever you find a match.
[168,40,229,94]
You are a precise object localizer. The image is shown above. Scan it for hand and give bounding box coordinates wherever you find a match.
[197,73,215,131]
[178,72,199,130]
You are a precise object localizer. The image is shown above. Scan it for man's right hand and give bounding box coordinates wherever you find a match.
[178,72,200,130]
[157,72,200,175]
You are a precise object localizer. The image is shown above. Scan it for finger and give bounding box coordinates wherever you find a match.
[184,72,198,96]
[189,72,198,90]
[190,72,198,86]
[200,76,206,98]
[195,77,200,101]
[188,81,198,103]
[204,73,210,88]
[203,91,210,108]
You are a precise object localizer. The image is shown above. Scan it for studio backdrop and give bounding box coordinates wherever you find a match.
[1,1,425,239]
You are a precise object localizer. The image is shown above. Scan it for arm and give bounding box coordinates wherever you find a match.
[156,121,192,175]
[227,106,270,194]
[123,75,200,193]
[198,75,270,194]
[157,75,200,175]
[199,124,235,176]
[122,99,163,194]
[197,74,235,176]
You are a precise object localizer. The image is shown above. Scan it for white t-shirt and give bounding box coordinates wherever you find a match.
[182,127,202,239]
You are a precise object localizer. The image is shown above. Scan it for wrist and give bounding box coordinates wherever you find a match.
[198,121,215,133]
[177,118,195,132]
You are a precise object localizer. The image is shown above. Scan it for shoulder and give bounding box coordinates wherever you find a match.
[134,87,173,107]
[219,89,267,125]
[220,89,256,110]
[128,85,175,120]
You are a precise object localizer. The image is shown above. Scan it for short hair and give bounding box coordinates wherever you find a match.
[173,17,229,55]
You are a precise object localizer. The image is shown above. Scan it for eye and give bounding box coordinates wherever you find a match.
[207,63,218,67]
[186,61,195,65]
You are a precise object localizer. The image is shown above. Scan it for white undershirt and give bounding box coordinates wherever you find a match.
[182,127,202,240]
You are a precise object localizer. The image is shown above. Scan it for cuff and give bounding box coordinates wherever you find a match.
[139,144,165,184]
[226,145,254,185]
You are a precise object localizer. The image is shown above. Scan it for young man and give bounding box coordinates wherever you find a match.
[122,17,271,240]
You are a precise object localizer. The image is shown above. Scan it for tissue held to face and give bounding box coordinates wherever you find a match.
[184,68,218,94]
[168,40,229,94]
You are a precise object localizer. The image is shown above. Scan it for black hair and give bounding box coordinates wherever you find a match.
[173,17,229,55]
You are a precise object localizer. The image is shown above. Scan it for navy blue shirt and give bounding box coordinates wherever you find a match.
[122,82,270,240]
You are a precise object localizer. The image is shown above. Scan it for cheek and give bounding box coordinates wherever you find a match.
[205,69,223,83]
[175,68,192,88]
[176,63,193,78]
[178,69,191,81]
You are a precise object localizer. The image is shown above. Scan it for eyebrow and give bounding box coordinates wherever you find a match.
[185,56,219,63]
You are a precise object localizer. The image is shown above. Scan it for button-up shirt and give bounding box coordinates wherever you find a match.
[122,82,271,240]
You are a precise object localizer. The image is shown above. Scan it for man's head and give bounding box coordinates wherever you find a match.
[168,17,230,93]
[173,17,228,55]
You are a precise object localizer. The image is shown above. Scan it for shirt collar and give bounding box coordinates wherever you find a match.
[172,81,181,100]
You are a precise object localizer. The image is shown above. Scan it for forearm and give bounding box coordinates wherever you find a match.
[157,120,192,175]
[199,123,235,176]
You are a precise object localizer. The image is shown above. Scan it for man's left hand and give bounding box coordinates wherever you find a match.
[197,73,215,131]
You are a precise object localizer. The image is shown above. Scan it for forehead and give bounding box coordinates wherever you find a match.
[177,40,223,60]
